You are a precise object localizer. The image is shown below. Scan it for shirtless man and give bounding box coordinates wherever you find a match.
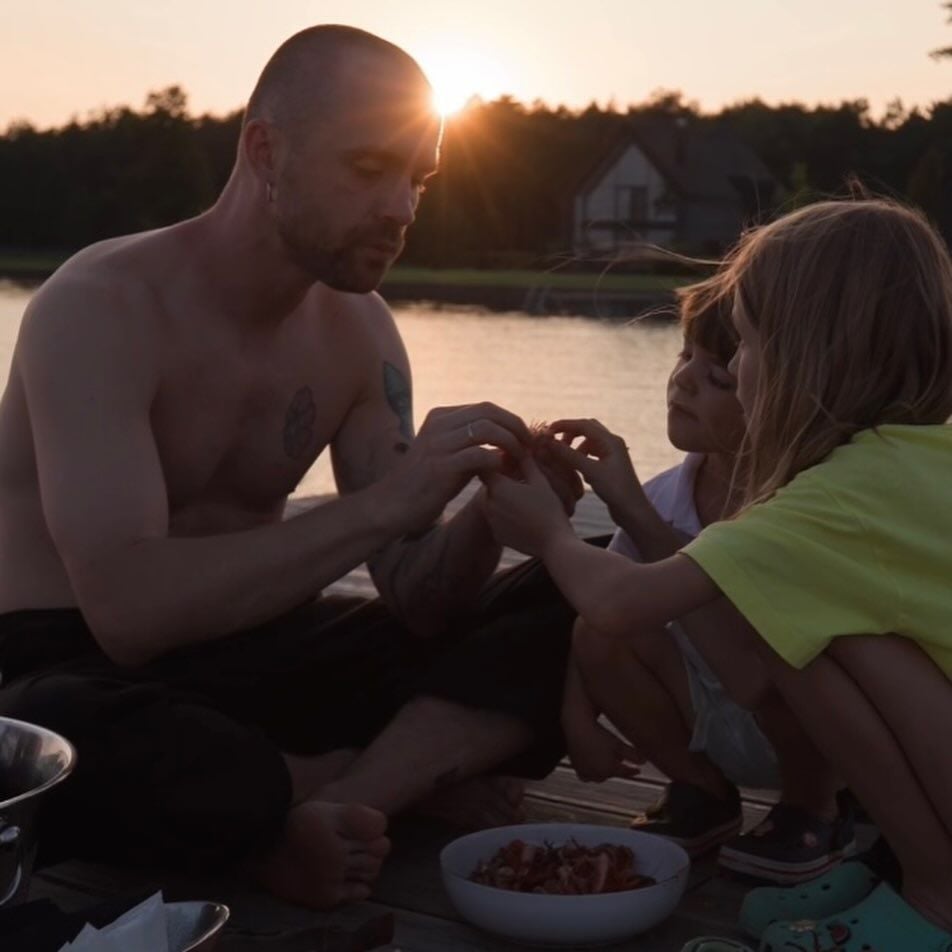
[0,26,578,908]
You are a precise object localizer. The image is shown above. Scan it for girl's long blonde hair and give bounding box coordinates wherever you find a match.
[723,197,952,507]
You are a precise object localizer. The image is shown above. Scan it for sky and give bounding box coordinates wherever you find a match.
[4,0,951,130]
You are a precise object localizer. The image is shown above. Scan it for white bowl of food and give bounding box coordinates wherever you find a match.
[440,823,690,947]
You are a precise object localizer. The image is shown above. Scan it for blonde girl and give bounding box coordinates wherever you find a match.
[484,198,952,952]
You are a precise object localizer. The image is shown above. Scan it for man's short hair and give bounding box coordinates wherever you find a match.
[244,25,426,138]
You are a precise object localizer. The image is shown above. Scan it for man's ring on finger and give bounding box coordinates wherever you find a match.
[467,421,477,444]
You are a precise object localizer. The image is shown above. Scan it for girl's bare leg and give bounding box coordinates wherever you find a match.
[685,613,840,816]
[562,650,642,782]
[751,691,840,817]
[573,621,733,798]
[767,635,952,931]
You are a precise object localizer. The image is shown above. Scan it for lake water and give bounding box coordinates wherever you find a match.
[0,281,683,497]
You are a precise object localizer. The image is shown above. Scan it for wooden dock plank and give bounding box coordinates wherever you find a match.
[526,766,773,830]
[31,855,751,952]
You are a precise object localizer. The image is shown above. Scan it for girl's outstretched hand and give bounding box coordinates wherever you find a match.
[482,454,575,557]
[546,418,641,517]
[533,443,585,516]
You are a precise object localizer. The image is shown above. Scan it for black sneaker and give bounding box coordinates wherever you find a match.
[630,781,743,858]
[717,800,856,884]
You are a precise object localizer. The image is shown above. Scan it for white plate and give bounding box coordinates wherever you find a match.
[440,823,690,947]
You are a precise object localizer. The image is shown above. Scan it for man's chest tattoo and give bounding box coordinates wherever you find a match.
[283,386,317,460]
[383,361,413,442]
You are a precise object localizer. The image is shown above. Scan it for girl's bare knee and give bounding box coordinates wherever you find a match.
[724,672,773,711]
[828,632,922,669]
[697,641,773,710]
[572,619,621,671]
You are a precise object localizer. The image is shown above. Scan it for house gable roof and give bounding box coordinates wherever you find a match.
[573,115,776,208]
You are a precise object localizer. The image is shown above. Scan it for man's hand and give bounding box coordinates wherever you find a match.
[380,402,531,535]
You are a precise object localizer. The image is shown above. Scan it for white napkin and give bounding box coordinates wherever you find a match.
[59,891,169,952]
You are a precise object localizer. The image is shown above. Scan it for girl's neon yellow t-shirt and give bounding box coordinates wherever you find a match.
[683,424,952,677]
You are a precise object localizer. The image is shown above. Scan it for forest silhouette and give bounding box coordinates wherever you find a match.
[2,85,951,267]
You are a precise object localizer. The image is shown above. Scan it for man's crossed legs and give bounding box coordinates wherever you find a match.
[0,557,574,908]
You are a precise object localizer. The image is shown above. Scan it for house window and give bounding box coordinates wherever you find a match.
[615,185,648,225]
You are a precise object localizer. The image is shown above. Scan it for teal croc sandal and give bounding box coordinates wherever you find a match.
[759,883,952,952]
[739,860,880,937]
[680,940,755,952]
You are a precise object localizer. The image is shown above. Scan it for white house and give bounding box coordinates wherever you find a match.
[572,117,776,254]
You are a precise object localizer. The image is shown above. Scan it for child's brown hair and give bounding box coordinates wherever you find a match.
[677,272,737,366]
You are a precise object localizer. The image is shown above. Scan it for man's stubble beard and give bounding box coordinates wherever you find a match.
[275,206,404,294]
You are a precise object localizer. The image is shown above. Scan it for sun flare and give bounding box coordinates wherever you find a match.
[416,44,511,117]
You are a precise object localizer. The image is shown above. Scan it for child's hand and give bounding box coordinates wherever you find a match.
[546,419,641,516]
[499,426,585,516]
[482,455,575,557]
[564,716,643,783]
[534,440,585,516]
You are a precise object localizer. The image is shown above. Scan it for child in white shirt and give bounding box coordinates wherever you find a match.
[560,275,854,884]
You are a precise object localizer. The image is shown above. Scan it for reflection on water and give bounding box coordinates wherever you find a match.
[0,283,684,497]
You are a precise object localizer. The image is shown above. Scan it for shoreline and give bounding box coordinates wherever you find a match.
[380,282,674,318]
[1,260,680,319]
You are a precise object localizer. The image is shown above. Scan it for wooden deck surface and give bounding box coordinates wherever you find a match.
[27,487,875,950]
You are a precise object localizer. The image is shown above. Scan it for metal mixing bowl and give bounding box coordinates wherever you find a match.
[168,900,230,952]
[0,715,76,906]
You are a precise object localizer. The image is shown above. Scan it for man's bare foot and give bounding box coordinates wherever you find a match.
[416,776,526,829]
[252,800,390,909]
[283,749,360,804]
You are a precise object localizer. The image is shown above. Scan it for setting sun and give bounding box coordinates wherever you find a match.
[415,44,511,117]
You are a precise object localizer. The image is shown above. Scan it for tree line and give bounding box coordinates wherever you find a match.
[2,84,951,267]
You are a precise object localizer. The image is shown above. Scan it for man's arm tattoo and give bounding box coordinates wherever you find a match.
[383,362,413,442]
[283,386,317,460]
